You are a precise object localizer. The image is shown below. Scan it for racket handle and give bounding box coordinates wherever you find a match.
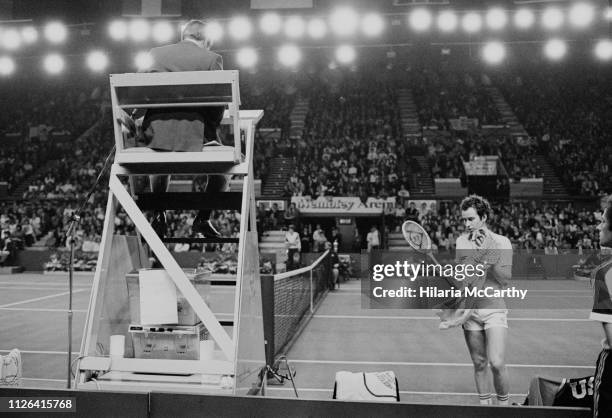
[427,252,441,266]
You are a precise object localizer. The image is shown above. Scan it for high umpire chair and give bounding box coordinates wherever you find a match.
[75,70,266,395]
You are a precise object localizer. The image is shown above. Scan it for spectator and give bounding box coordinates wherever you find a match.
[312,224,327,252]
[284,224,301,271]
[366,225,381,252]
[283,202,300,228]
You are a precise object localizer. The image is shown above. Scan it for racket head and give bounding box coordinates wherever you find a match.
[401,221,432,253]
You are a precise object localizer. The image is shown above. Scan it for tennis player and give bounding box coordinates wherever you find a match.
[456,195,513,406]
[590,197,612,418]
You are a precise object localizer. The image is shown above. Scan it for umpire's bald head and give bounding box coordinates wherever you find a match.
[181,19,210,48]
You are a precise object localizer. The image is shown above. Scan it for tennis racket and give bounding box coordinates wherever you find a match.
[401,220,440,265]
[402,220,475,330]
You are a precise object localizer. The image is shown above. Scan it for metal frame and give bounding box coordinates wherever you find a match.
[76,70,264,394]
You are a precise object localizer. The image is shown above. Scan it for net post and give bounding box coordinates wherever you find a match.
[309,270,314,314]
[260,274,275,371]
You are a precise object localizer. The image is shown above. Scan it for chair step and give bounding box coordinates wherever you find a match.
[136,192,242,210]
[115,149,248,175]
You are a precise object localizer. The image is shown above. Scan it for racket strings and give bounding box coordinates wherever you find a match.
[403,223,431,250]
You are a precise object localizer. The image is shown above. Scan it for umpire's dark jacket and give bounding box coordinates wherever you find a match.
[142,40,225,151]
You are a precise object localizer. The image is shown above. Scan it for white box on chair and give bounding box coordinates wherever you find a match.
[126,268,212,326]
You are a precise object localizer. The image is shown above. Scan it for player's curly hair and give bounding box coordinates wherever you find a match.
[460,194,491,221]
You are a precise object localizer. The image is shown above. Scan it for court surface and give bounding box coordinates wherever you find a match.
[0,273,600,405]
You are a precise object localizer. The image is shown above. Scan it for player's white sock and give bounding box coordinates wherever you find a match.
[479,393,493,405]
[497,393,509,405]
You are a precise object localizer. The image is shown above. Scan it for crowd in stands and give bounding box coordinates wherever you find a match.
[424,132,541,180]
[0,81,106,195]
[258,196,603,255]
[399,199,602,252]
[0,63,609,272]
[497,65,612,195]
[283,69,418,200]
[412,70,501,129]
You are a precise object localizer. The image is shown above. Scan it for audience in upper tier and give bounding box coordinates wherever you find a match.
[0,62,609,266]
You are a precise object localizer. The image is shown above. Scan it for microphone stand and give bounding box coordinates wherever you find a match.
[65,144,115,389]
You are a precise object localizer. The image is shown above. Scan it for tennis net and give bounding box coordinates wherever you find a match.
[261,251,331,365]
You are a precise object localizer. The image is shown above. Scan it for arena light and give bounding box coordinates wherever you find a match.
[485,8,507,30]
[409,8,433,32]
[336,45,356,64]
[307,18,327,39]
[544,39,567,60]
[606,8,612,21]
[2,29,21,50]
[285,16,305,38]
[330,7,359,36]
[108,20,128,41]
[134,51,153,70]
[437,11,458,33]
[44,22,67,44]
[514,8,535,30]
[152,21,174,43]
[87,51,109,72]
[594,39,612,60]
[482,41,506,64]
[362,13,384,37]
[462,12,483,33]
[129,19,150,42]
[0,56,15,76]
[542,7,564,30]
[278,44,301,66]
[229,17,252,40]
[236,47,258,67]
[568,2,594,28]
[204,21,223,43]
[43,54,65,74]
[21,26,38,44]
[260,13,282,35]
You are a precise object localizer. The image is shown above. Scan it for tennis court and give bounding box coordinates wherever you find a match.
[0,272,601,406]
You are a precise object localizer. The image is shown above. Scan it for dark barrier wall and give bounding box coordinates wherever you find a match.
[0,388,589,418]
[150,393,590,418]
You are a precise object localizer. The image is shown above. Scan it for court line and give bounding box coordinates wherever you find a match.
[0,282,92,286]
[0,289,88,308]
[0,286,91,291]
[264,387,527,397]
[22,378,66,383]
[313,314,593,322]
[0,307,88,313]
[0,350,80,355]
[287,359,594,369]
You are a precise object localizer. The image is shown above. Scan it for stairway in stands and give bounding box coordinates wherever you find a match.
[488,87,569,198]
[486,87,528,136]
[411,156,436,197]
[258,230,288,272]
[534,155,569,197]
[261,157,294,198]
[288,97,309,140]
[397,89,422,137]
[8,159,59,200]
[387,231,410,250]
